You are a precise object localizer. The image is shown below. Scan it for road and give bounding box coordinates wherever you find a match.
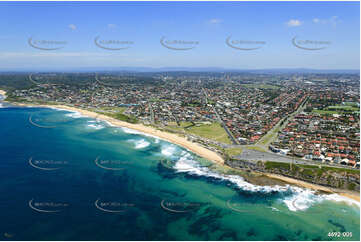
[201,88,208,104]
[149,103,155,124]
[256,95,309,149]
[28,73,41,86]
[235,148,310,165]
[235,148,358,170]
[202,88,239,145]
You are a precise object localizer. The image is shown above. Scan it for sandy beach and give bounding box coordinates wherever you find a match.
[265,173,360,202]
[16,103,225,165]
[0,89,6,97]
[3,94,359,203]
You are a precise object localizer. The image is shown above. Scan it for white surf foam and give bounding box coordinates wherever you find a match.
[48,107,76,113]
[103,120,115,127]
[120,127,164,141]
[322,193,360,208]
[174,152,199,171]
[129,139,150,149]
[282,188,323,211]
[283,188,360,211]
[269,207,280,212]
[87,120,105,130]
[65,112,83,118]
[121,127,142,134]
[172,152,360,211]
[161,144,177,156]
[87,124,105,130]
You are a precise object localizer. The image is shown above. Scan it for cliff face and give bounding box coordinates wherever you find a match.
[226,159,360,192]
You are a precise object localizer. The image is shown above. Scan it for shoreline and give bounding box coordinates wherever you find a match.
[264,173,360,202]
[0,89,6,97]
[2,93,359,203]
[14,102,225,165]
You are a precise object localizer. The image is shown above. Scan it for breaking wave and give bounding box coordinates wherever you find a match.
[121,127,143,135]
[129,139,150,149]
[172,151,360,212]
[87,120,105,130]
[161,144,177,156]
[283,188,360,212]
[65,111,83,119]
[121,127,164,141]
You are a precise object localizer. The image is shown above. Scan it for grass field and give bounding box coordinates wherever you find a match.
[328,105,359,111]
[187,122,232,144]
[93,107,127,113]
[312,109,340,115]
[246,145,267,152]
[297,163,360,174]
[167,122,232,144]
[166,122,193,132]
[265,161,290,169]
[312,104,359,115]
[90,106,138,124]
[224,147,243,157]
[257,126,280,146]
[265,161,359,174]
[110,112,138,123]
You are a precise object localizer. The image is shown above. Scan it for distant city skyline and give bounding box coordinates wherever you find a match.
[0,1,359,70]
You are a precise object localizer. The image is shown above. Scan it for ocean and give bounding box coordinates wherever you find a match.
[0,105,359,241]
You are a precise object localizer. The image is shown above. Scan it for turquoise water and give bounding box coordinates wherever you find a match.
[0,106,359,241]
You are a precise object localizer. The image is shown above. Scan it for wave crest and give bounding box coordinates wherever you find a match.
[172,152,360,211]
[65,112,83,118]
[129,139,150,149]
[161,144,177,156]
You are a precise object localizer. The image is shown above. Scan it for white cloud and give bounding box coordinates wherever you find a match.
[286,19,302,27]
[68,24,77,31]
[208,18,223,24]
[312,18,320,23]
[107,24,117,29]
[312,16,341,26]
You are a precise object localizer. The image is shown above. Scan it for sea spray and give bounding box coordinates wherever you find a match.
[172,150,360,212]
[128,138,151,149]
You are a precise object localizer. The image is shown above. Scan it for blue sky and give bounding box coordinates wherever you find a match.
[0,1,359,70]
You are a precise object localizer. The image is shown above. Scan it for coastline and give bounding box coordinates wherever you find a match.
[2,92,359,203]
[15,102,225,165]
[0,89,6,97]
[265,173,360,202]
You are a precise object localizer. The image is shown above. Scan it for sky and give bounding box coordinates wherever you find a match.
[0,1,359,71]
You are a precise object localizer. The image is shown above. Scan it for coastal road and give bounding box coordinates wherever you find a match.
[235,148,358,170]
[235,149,309,165]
